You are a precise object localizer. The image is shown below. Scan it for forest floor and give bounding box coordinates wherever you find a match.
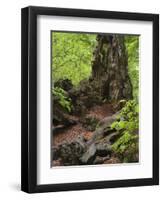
[53,103,114,147]
[52,103,121,166]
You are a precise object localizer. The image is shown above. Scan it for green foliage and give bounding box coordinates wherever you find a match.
[125,36,139,99]
[112,131,138,162]
[111,100,139,162]
[52,32,97,85]
[53,87,72,112]
[111,100,139,132]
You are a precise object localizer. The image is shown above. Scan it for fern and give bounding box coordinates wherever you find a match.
[111,100,139,162]
[53,87,72,112]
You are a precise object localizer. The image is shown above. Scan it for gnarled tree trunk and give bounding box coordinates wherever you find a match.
[91,34,132,100]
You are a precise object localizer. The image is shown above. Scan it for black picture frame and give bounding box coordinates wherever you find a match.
[21,6,159,193]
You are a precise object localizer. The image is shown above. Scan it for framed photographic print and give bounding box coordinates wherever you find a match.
[21,6,159,193]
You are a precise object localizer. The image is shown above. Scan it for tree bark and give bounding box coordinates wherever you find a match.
[91,34,132,100]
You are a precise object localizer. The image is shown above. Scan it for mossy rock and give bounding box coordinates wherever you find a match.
[82,116,99,131]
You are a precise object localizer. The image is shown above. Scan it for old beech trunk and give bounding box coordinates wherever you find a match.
[91,34,132,100]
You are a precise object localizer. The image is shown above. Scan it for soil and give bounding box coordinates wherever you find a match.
[53,103,115,148]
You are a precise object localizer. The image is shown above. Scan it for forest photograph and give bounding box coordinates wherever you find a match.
[51,31,139,167]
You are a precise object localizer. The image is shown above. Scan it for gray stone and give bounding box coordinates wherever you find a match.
[87,111,120,146]
[80,144,96,164]
[96,143,112,156]
[53,135,86,166]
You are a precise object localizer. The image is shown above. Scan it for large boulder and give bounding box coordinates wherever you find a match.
[52,136,86,166]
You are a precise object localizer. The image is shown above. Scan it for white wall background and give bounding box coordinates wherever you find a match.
[0,0,161,199]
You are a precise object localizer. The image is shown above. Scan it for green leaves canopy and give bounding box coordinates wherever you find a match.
[52,32,97,85]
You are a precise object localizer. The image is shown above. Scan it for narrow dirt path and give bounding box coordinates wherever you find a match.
[53,103,115,147]
[85,103,115,120]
